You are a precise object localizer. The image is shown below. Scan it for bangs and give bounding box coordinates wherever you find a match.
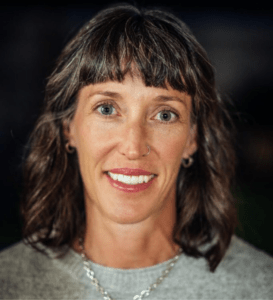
[78,12,197,96]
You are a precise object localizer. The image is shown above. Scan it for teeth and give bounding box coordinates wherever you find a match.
[108,172,155,185]
[118,174,123,182]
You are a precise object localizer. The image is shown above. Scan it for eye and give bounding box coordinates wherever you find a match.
[96,102,117,116]
[155,110,178,123]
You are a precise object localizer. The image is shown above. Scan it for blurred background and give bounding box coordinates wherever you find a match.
[0,1,272,256]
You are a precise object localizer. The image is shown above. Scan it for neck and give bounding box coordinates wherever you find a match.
[74,194,179,269]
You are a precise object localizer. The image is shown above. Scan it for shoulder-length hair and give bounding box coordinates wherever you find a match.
[21,3,237,272]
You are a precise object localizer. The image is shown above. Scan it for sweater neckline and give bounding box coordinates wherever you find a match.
[60,246,184,293]
[69,246,183,272]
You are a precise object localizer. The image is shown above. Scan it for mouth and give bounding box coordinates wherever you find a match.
[104,169,157,193]
[106,171,156,185]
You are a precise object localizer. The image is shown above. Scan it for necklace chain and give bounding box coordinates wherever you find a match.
[79,238,182,300]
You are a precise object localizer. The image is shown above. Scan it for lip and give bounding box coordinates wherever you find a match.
[105,172,156,193]
[108,168,155,176]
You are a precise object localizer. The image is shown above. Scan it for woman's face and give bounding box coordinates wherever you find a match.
[66,74,197,225]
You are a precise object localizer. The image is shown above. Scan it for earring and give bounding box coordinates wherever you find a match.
[181,156,194,168]
[65,142,75,154]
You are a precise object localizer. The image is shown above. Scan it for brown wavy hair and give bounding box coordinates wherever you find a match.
[21,3,237,272]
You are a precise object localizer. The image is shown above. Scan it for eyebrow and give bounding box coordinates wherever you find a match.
[153,95,187,107]
[92,91,122,99]
[90,91,187,107]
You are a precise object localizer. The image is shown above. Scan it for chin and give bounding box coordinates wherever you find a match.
[106,205,153,225]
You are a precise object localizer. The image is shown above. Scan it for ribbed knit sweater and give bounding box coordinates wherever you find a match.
[0,235,272,300]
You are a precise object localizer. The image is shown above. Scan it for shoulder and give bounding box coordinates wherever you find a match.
[170,235,273,300]
[222,235,273,272]
[0,241,56,276]
[216,235,273,299]
[0,241,85,299]
[0,241,42,282]
[0,240,43,264]
[0,241,56,299]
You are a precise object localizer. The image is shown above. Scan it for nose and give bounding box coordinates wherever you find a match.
[118,121,149,160]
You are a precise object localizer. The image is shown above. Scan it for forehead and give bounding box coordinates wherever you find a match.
[78,73,192,109]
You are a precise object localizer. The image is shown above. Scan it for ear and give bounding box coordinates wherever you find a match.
[63,119,77,148]
[182,125,197,159]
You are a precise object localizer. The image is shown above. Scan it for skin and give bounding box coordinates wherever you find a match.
[65,73,197,269]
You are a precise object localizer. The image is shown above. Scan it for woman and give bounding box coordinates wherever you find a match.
[0,3,272,300]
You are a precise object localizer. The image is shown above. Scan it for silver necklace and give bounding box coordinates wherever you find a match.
[79,238,182,300]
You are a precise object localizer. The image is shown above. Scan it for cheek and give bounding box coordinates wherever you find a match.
[153,127,189,162]
[75,120,113,161]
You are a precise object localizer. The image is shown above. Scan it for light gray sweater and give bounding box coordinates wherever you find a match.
[0,235,272,300]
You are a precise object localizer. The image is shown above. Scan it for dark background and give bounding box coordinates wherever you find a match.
[1,1,273,256]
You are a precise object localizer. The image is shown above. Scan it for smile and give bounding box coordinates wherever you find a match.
[107,172,155,185]
[105,171,157,193]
